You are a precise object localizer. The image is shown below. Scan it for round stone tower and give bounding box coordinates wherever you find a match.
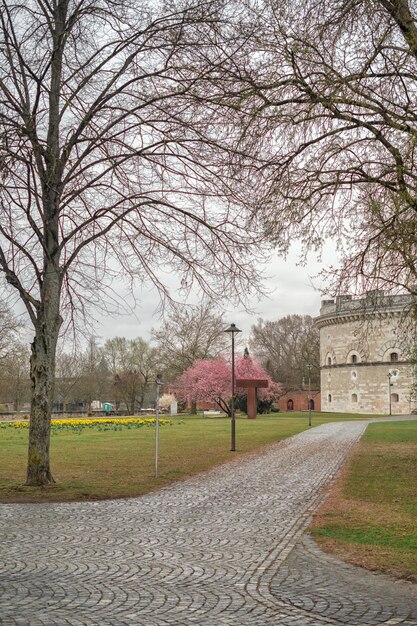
[315,291,417,414]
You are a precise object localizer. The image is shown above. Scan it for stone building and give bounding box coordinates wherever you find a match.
[315,291,417,415]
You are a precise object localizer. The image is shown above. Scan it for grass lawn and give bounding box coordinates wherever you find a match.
[311,420,417,582]
[0,411,374,503]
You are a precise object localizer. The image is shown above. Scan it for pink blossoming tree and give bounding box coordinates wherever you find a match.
[173,355,282,416]
[236,354,282,405]
[173,357,231,414]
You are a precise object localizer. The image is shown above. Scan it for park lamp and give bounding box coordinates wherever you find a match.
[224,323,242,451]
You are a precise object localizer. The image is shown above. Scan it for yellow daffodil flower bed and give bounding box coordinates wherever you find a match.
[0,417,173,433]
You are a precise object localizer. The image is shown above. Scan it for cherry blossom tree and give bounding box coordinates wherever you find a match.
[173,357,231,414]
[236,352,282,405]
[173,355,282,415]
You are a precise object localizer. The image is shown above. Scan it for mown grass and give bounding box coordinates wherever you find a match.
[0,411,374,503]
[311,420,417,582]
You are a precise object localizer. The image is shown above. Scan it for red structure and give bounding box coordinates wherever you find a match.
[277,390,321,413]
[236,378,269,419]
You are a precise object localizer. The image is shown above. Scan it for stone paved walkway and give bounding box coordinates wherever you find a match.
[1,420,416,626]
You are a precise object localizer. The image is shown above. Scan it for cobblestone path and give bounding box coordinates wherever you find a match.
[1,421,416,626]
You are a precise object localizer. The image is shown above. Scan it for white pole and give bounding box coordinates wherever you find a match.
[307,364,313,427]
[155,379,160,479]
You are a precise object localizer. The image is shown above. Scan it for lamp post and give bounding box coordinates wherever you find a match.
[155,373,163,478]
[388,372,392,416]
[307,364,313,427]
[224,323,242,451]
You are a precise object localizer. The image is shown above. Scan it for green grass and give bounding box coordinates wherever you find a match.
[311,420,417,581]
[312,525,417,550]
[0,411,375,503]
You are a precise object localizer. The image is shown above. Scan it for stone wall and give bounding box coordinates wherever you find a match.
[315,292,417,415]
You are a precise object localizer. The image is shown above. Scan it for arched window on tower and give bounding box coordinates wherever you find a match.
[327,357,332,366]
[352,393,358,403]
[351,354,357,363]
[390,352,398,362]
[328,394,332,403]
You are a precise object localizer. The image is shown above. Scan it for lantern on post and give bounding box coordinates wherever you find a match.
[223,323,241,451]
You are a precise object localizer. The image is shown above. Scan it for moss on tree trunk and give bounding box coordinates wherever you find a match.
[26,276,62,486]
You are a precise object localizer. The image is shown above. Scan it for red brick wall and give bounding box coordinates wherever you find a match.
[196,400,218,410]
[277,390,321,412]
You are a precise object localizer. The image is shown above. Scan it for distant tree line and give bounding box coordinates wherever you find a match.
[0,300,319,413]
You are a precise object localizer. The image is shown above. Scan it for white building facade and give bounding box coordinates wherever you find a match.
[316,291,417,415]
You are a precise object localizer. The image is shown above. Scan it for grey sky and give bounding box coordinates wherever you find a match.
[90,245,336,348]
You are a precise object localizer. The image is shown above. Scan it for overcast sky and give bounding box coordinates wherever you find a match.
[89,243,338,348]
[10,241,338,353]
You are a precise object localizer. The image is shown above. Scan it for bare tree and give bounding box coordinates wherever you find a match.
[0,342,31,411]
[152,300,228,382]
[103,336,159,413]
[76,336,107,413]
[54,348,86,413]
[249,315,320,390]
[0,0,266,484]
[217,0,417,299]
[0,304,27,410]
[0,302,23,360]
[58,338,111,411]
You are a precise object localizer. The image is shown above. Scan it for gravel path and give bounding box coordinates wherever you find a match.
[1,419,416,626]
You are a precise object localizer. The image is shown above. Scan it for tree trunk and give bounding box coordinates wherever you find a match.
[26,279,62,486]
[25,0,66,486]
[216,398,231,416]
[190,400,197,414]
[138,379,146,410]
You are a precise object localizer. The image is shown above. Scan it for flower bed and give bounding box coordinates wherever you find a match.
[0,417,173,433]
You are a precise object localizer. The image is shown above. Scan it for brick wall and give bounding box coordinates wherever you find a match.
[277,390,321,412]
